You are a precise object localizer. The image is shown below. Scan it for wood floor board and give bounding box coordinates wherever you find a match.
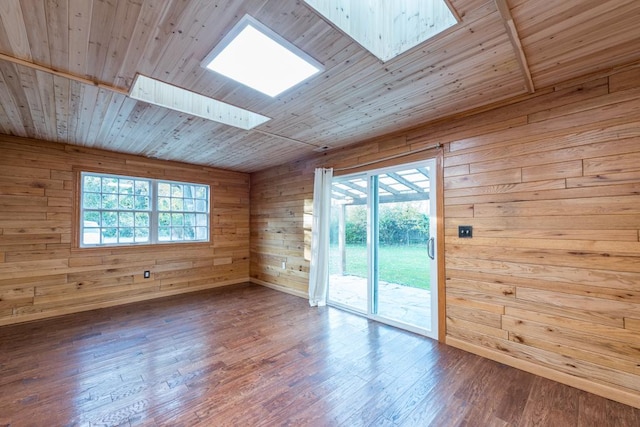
[0,283,638,426]
[577,392,640,427]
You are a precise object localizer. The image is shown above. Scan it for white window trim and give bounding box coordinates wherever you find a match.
[80,172,210,248]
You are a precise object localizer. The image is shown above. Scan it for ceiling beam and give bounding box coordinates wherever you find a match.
[417,167,431,180]
[377,181,399,196]
[0,51,322,148]
[444,0,462,23]
[341,192,430,206]
[0,52,129,96]
[494,0,535,93]
[387,172,426,193]
[339,180,368,194]
[331,186,359,200]
[253,129,319,148]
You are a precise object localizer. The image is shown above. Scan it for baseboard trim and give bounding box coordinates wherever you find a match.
[250,278,308,300]
[0,278,250,328]
[446,336,640,409]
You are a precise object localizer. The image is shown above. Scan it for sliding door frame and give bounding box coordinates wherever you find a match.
[331,149,446,341]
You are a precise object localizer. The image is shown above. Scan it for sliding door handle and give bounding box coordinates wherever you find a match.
[427,237,435,260]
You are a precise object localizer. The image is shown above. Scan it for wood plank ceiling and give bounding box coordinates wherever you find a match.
[0,0,638,172]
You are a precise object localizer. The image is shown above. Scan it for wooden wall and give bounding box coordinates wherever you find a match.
[250,159,315,297]
[250,63,640,407]
[0,136,250,326]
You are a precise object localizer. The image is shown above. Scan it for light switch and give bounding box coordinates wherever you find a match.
[458,225,473,238]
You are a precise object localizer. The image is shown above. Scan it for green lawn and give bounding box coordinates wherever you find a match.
[329,244,431,290]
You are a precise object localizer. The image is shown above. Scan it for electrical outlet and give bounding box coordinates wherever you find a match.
[458,225,473,238]
[143,270,151,279]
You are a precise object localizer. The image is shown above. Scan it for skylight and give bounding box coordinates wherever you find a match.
[128,74,270,130]
[202,15,323,97]
[304,0,458,61]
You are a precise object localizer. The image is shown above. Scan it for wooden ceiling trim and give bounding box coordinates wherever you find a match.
[445,0,463,22]
[0,52,128,95]
[253,129,319,148]
[494,0,534,93]
[449,0,494,20]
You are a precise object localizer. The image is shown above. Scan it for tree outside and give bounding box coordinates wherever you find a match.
[330,202,431,290]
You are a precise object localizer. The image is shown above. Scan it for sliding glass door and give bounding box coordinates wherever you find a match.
[328,160,438,338]
[329,174,368,313]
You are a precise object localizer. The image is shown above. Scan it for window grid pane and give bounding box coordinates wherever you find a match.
[157,181,209,243]
[81,173,209,247]
[81,174,152,246]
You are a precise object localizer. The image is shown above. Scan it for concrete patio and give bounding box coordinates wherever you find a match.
[328,274,432,331]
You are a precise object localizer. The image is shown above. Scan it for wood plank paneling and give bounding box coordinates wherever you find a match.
[251,63,640,408]
[0,135,250,326]
[0,1,639,172]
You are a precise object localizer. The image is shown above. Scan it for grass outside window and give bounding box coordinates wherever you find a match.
[329,244,431,290]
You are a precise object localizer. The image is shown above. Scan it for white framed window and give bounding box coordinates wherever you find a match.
[80,172,210,247]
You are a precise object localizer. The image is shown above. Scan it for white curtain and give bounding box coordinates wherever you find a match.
[308,167,333,306]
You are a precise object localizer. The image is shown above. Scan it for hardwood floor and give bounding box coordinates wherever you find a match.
[0,283,638,426]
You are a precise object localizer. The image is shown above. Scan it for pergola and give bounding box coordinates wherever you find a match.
[331,167,432,205]
[331,167,432,274]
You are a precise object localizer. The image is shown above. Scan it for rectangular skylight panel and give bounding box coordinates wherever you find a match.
[202,15,323,97]
[128,74,270,130]
[305,0,458,61]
